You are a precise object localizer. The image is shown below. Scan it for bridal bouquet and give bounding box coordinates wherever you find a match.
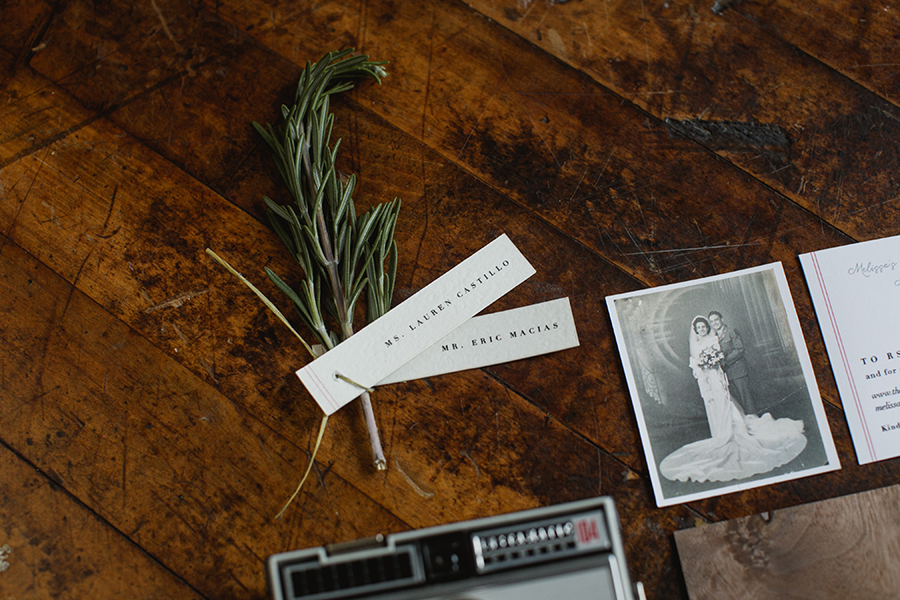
[697,347,725,370]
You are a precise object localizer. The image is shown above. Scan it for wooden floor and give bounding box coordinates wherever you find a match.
[2,1,899,598]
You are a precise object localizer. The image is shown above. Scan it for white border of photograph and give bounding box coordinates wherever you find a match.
[606,263,840,507]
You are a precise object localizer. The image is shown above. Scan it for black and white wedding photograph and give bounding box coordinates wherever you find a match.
[607,263,840,507]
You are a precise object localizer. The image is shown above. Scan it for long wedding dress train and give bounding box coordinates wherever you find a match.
[660,320,807,483]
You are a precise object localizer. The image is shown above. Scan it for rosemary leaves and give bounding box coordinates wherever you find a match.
[254,49,401,471]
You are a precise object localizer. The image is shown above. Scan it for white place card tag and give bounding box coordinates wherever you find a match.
[297,234,536,414]
[800,234,900,464]
[377,297,579,385]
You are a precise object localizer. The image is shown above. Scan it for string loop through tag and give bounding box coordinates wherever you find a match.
[334,372,374,393]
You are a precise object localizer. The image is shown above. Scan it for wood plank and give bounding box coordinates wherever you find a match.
[4,0,891,518]
[0,232,693,596]
[0,0,55,80]
[0,36,702,599]
[0,0,863,424]
[0,0,293,192]
[0,234,409,598]
[3,0,861,286]
[0,444,204,599]
[458,0,900,243]
[1,24,868,502]
[0,53,639,488]
[5,0,872,504]
[202,0,877,252]
[737,0,900,106]
[3,1,900,599]
[674,484,900,599]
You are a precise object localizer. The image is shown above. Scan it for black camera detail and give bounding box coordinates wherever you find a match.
[421,533,474,583]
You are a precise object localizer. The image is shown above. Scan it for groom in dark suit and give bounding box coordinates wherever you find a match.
[708,310,757,414]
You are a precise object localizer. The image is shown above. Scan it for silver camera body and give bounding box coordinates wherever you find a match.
[267,496,640,600]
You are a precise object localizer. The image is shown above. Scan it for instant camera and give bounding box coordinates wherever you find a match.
[267,496,643,600]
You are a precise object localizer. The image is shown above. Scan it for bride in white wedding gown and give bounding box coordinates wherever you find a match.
[660,316,808,483]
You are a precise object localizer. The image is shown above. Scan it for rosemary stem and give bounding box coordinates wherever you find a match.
[341,319,386,469]
[318,200,385,469]
[305,139,384,470]
[358,391,386,470]
[302,125,350,324]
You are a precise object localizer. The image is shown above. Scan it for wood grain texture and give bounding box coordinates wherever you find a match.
[675,484,900,599]
[1,1,900,599]
[462,0,900,242]
[0,443,204,599]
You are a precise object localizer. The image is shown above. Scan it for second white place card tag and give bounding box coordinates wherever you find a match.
[377,297,579,385]
[296,234,536,414]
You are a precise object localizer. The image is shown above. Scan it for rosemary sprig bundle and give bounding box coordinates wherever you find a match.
[253,49,401,471]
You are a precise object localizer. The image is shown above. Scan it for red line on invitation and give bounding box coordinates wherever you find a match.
[811,252,875,461]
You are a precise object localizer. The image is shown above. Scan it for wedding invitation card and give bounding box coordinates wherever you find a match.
[801,235,900,464]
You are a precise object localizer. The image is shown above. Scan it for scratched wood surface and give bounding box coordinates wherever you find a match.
[1,1,899,598]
